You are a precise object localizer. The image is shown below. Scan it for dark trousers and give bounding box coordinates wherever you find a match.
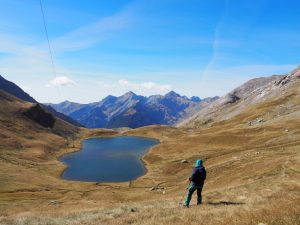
[184,183,203,206]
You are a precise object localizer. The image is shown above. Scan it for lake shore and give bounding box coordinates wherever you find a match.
[55,129,162,185]
[59,136,160,182]
[1,121,299,225]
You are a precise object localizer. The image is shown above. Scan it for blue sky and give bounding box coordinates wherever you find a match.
[0,0,299,103]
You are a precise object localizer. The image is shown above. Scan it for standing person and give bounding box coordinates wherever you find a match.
[184,159,206,208]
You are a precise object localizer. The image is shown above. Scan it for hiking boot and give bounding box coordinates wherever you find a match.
[183,204,189,208]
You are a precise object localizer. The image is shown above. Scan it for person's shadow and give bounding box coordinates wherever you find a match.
[206,201,245,205]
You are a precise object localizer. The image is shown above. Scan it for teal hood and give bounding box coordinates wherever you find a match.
[195,159,203,168]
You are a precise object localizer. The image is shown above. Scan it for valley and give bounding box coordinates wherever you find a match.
[0,66,300,224]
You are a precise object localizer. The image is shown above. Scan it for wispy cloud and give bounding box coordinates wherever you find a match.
[0,7,134,102]
[0,4,134,92]
[52,10,132,52]
[202,0,228,80]
[202,0,272,80]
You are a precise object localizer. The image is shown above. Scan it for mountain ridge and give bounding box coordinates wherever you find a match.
[0,75,37,103]
[47,91,219,128]
[179,66,300,128]
[0,75,83,127]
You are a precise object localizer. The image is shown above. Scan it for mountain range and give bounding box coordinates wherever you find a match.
[3,65,299,131]
[0,74,220,129]
[46,92,219,129]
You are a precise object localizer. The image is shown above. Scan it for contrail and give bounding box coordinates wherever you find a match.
[202,0,229,81]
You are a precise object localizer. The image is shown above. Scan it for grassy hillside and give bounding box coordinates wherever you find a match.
[0,77,300,224]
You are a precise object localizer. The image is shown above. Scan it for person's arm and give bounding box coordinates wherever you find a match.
[203,169,207,181]
[189,168,197,181]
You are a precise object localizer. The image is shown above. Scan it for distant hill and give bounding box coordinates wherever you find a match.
[47,91,219,128]
[0,75,83,127]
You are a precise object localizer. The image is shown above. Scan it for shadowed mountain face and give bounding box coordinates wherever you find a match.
[23,104,56,128]
[0,75,83,127]
[48,91,219,128]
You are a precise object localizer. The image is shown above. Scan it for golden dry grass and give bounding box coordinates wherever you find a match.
[0,83,300,224]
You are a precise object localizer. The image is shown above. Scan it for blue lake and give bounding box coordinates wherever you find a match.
[60,136,159,182]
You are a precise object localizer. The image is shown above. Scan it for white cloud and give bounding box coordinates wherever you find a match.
[48,76,76,87]
[97,79,171,95]
[118,79,130,86]
[118,79,171,93]
[143,82,172,92]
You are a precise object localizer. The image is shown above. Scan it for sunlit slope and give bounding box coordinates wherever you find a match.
[2,89,299,224]
[0,90,81,191]
[0,66,300,224]
[179,66,300,128]
[0,75,83,127]
[120,76,300,224]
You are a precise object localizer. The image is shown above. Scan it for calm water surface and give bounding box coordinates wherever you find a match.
[60,136,159,182]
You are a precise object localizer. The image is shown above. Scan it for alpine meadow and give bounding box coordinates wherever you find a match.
[0,1,300,225]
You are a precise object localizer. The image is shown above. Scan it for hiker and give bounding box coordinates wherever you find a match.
[184,159,206,208]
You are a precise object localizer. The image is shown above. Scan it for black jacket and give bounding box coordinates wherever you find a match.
[189,166,206,186]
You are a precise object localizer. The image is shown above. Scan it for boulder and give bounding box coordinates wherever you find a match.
[130,208,137,212]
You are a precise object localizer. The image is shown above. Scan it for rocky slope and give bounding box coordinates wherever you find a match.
[179,66,300,128]
[48,91,218,128]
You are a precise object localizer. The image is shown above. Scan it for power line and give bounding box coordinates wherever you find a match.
[39,0,56,77]
[39,0,62,100]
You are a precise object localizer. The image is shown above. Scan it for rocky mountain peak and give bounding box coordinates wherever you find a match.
[290,65,300,78]
[60,100,73,106]
[165,91,180,98]
[190,96,201,102]
[102,95,117,102]
[273,65,300,87]
[123,91,137,98]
